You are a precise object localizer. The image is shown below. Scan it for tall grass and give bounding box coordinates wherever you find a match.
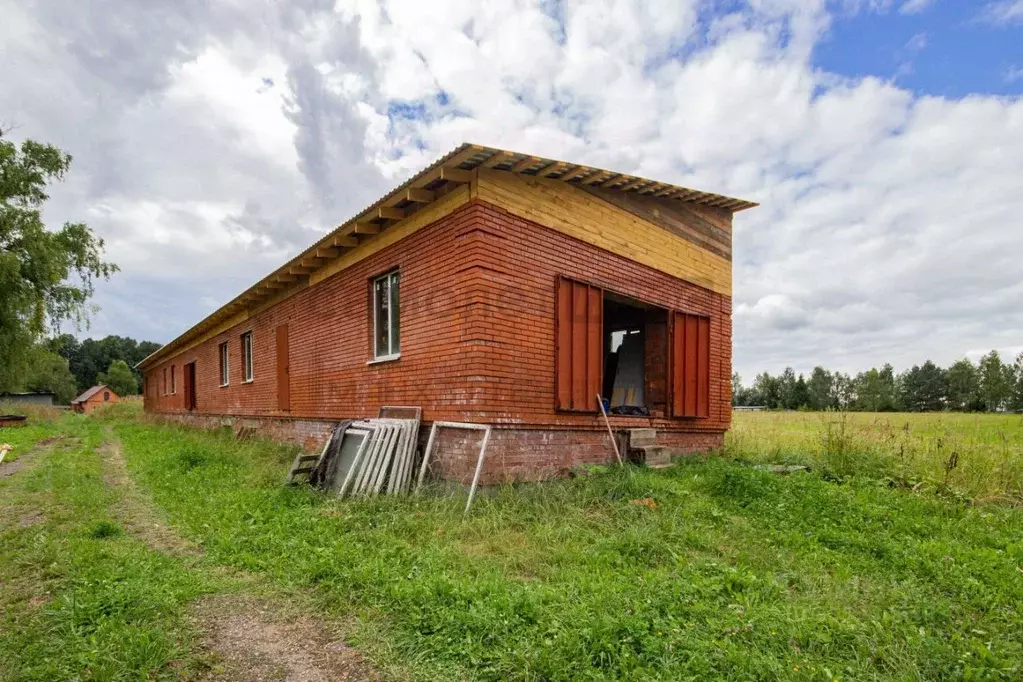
[111,416,1023,680]
[727,411,1023,503]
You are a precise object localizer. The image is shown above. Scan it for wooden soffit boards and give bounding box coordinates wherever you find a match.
[475,169,732,296]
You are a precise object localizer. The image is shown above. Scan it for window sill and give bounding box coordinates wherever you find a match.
[242,379,254,384]
[367,354,401,365]
[220,383,230,388]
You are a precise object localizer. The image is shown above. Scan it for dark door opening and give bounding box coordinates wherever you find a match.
[184,362,197,411]
[602,294,668,417]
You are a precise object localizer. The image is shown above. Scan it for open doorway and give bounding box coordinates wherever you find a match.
[601,293,668,417]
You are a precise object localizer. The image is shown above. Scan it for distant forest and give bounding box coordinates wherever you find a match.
[733,350,1023,413]
[46,334,161,393]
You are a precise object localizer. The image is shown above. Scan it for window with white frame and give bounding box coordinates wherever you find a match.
[241,331,254,382]
[373,270,400,360]
[219,341,229,386]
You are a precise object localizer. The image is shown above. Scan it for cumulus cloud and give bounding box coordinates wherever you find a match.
[2,0,1021,379]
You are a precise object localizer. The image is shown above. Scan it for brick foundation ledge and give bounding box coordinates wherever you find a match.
[148,412,723,485]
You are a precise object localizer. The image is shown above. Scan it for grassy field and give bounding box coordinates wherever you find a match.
[728,411,1023,504]
[2,405,1022,680]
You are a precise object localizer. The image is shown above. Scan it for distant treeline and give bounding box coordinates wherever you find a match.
[46,334,160,393]
[733,351,1023,413]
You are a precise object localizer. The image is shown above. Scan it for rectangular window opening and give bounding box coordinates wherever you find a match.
[241,332,254,382]
[372,270,401,360]
[170,365,176,394]
[219,341,229,386]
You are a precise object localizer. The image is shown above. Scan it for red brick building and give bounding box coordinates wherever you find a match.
[138,145,756,483]
[71,385,119,414]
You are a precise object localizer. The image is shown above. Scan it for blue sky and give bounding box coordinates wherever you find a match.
[818,1,1022,96]
[3,0,1022,378]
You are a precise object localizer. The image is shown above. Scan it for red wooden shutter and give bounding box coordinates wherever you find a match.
[672,312,711,417]
[276,324,290,412]
[555,277,602,412]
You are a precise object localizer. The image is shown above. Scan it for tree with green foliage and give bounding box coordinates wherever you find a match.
[854,364,900,411]
[97,359,139,396]
[47,333,159,390]
[1010,353,1023,413]
[753,372,780,408]
[945,358,981,411]
[807,366,835,411]
[20,346,78,404]
[978,350,1012,412]
[0,134,117,391]
[899,360,947,412]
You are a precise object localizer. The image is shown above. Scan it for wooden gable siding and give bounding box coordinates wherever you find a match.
[578,185,732,261]
[474,169,732,296]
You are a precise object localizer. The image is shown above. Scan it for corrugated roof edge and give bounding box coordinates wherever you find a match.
[136,143,757,370]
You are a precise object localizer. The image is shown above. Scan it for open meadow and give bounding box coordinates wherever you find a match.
[1,403,1021,681]
[728,410,1023,504]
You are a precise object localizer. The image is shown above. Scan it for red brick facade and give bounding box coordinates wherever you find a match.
[144,199,732,483]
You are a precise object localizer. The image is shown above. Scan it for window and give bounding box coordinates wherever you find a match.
[671,312,711,418]
[163,368,167,395]
[372,270,400,360]
[555,276,680,418]
[103,392,110,402]
[241,331,254,382]
[219,342,229,386]
[171,365,176,394]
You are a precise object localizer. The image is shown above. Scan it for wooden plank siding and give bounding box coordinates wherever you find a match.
[475,169,733,296]
[579,185,732,261]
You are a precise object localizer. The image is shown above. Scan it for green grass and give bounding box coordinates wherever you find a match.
[0,415,224,680]
[727,411,1023,503]
[5,407,1023,680]
[111,414,1023,681]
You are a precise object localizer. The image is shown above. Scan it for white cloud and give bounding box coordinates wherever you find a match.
[976,0,1023,25]
[1005,65,1023,82]
[3,0,1022,381]
[900,0,935,14]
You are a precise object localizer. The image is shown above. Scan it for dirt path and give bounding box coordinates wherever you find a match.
[99,433,377,682]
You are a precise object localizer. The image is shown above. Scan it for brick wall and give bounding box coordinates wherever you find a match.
[144,197,733,480]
